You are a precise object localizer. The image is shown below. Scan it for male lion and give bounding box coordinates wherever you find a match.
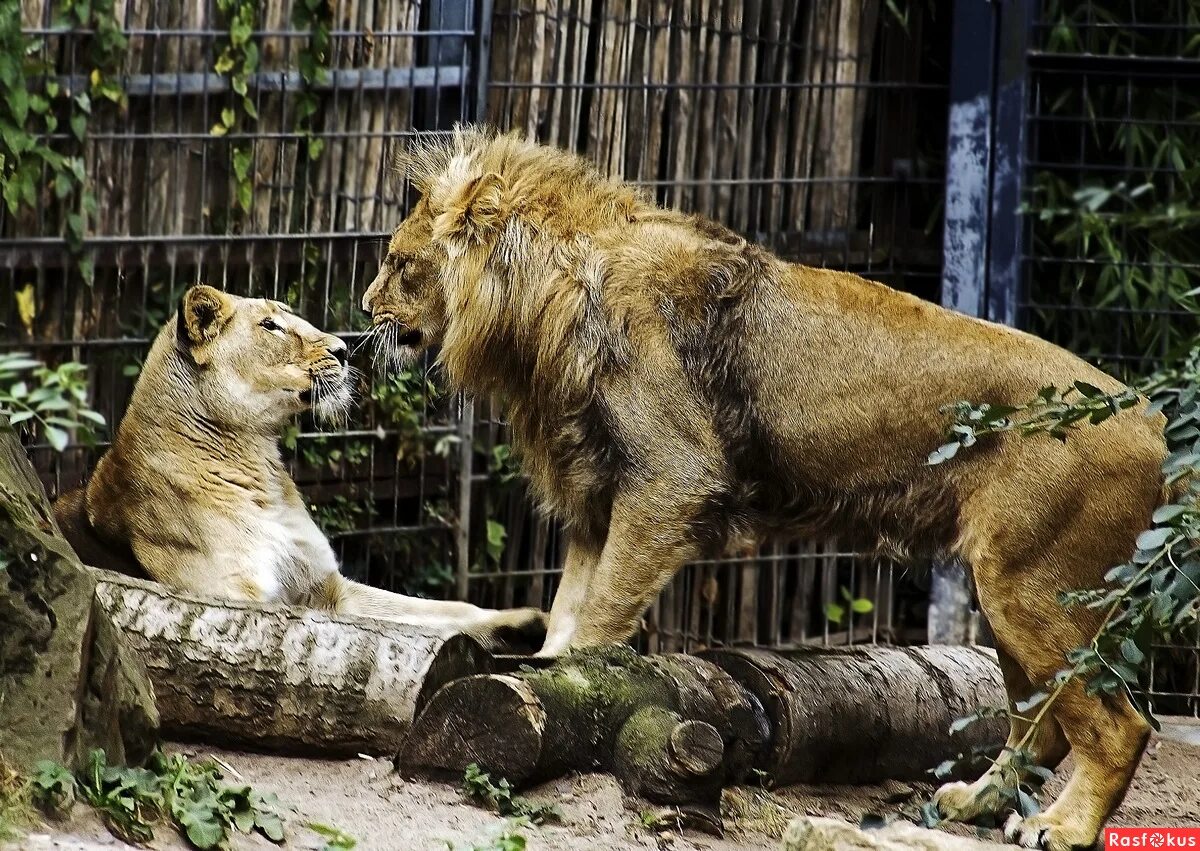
[363,127,1168,849]
[55,284,545,648]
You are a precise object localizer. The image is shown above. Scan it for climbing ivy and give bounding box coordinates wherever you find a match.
[210,0,261,213]
[0,0,126,282]
[292,0,333,162]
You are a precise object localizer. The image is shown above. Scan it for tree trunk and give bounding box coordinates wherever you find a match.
[400,645,1006,812]
[92,572,492,756]
[0,426,159,772]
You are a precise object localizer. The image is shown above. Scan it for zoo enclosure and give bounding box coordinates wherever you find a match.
[3,0,1197,709]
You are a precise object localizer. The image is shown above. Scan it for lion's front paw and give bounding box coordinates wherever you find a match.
[933,779,1004,823]
[1002,812,1098,851]
[470,607,549,654]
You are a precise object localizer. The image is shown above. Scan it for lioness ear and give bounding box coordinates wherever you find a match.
[434,171,506,247]
[177,284,235,362]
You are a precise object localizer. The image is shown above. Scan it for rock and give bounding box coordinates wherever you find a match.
[781,816,1010,851]
[0,425,159,771]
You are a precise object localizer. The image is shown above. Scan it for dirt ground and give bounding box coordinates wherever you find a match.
[10,722,1200,851]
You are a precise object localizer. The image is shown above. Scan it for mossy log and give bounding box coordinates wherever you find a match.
[400,645,1006,810]
[0,426,159,772]
[700,646,1007,786]
[93,571,491,756]
[399,647,769,812]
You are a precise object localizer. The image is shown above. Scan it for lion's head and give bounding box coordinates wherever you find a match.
[362,126,646,384]
[360,195,447,370]
[169,284,353,428]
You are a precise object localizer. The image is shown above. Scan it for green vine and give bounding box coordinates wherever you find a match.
[292,0,333,162]
[0,0,126,282]
[210,0,261,213]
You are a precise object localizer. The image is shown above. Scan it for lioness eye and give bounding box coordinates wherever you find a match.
[259,317,285,336]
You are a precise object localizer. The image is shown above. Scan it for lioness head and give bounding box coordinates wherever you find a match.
[174,284,353,428]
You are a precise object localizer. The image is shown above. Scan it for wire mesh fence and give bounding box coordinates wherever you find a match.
[2,0,951,655]
[1021,0,1200,713]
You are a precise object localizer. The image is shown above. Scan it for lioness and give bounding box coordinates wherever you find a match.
[55,284,545,648]
[362,127,1171,849]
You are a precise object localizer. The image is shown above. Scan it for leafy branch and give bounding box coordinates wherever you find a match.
[291,0,333,162]
[0,352,105,451]
[0,0,126,282]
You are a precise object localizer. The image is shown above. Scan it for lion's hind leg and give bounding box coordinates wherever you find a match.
[933,647,1070,825]
[941,465,1157,850]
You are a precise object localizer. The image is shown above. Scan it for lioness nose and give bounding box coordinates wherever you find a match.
[329,340,348,364]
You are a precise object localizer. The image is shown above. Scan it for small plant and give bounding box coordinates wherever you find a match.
[28,749,286,849]
[446,820,530,851]
[461,764,561,826]
[307,820,357,850]
[823,585,875,625]
[0,352,105,450]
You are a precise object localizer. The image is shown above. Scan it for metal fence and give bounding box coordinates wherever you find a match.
[2,0,952,655]
[9,0,1197,700]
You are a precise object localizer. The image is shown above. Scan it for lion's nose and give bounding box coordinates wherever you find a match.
[329,340,348,364]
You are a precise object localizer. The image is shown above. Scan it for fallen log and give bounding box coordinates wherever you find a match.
[92,571,491,756]
[400,647,769,812]
[399,644,1005,810]
[701,646,1007,785]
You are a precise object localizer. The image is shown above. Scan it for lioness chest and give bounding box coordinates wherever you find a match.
[214,480,339,604]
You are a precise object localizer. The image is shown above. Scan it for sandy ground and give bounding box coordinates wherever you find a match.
[10,723,1200,851]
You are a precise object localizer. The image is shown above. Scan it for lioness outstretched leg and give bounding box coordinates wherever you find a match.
[315,573,547,651]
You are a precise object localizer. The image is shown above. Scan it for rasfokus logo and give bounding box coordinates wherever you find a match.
[1106,828,1200,848]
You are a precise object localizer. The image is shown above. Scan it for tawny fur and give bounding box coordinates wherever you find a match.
[362,126,1173,849]
[54,284,546,649]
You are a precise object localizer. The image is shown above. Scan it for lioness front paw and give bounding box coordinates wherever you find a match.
[1002,812,1098,851]
[470,607,549,654]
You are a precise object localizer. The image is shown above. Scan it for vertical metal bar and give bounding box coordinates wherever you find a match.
[455,394,475,601]
[941,0,997,321]
[475,0,495,123]
[987,0,1036,328]
[932,0,1001,645]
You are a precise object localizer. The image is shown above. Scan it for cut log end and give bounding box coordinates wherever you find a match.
[399,674,546,785]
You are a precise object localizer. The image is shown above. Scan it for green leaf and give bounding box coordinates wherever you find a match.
[44,425,68,451]
[926,442,960,466]
[1136,528,1173,551]
[7,86,29,124]
[1120,638,1145,666]
[221,107,236,127]
[850,598,874,614]
[823,601,845,624]
[1152,504,1187,524]
[70,112,87,141]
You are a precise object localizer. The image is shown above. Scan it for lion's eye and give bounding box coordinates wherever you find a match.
[259,317,285,337]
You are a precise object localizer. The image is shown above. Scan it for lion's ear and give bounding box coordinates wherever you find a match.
[434,171,506,247]
[177,284,235,363]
